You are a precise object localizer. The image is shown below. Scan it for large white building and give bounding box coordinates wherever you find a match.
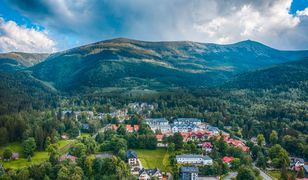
[146,118,171,133]
[174,118,202,125]
[171,124,199,133]
[176,154,213,165]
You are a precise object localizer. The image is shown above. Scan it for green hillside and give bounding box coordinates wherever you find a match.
[0,52,49,72]
[30,38,308,93]
[0,72,58,114]
[225,57,308,89]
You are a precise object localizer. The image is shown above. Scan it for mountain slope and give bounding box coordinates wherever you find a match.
[0,71,58,114]
[225,57,308,89]
[30,38,308,92]
[0,52,49,72]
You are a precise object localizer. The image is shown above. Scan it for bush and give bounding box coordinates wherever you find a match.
[3,148,12,160]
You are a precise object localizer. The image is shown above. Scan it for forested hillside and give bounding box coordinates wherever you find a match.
[0,72,58,114]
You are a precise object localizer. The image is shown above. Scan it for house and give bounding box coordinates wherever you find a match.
[171,124,199,133]
[180,131,211,142]
[226,138,249,152]
[223,156,234,165]
[59,155,77,163]
[180,166,199,180]
[126,150,139,166]
[81,123,90,131]
[146,118,169,126]
[149,124,171,133]
[289,157,305,169]
[174,118,202,125]
[139,168,163,180]
[201,142,213,153]
[111,124,139,133]
[176,154,213,166]
[11,153,19,160]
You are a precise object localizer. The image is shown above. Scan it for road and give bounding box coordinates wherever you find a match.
[253,163,273,180]
[92,124,111,138]
[223,172,237,180]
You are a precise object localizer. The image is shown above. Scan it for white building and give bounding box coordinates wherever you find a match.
[176,154,213,166]
[171,124,199,133]
[174,118,202,125]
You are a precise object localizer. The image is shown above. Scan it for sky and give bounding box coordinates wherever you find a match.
[0,0,308,53]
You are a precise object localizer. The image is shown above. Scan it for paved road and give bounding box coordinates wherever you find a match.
[253,164,272,180]
[92,124,111,138]
[223,172,237,180]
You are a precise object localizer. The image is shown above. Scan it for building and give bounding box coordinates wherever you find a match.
[111,124,139,133]
[59,155,77,163]
[174,118,202,125]
[180,132,211,142]
[146,118,169,125]
[126,150,139,166]
[139,168,163,180]
[11,153,19,160]
[171,124,199,133]
[289,157,305,169]
[226,138,249,152]
[201,142,213,153]
[180,166,199,180]
[176,154,213,165]
[206,125,220,134]
[223,156,234,165]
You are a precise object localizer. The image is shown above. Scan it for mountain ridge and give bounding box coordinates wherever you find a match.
[27,38,308,93]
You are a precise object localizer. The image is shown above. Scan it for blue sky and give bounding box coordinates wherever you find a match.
[0,0,308,52]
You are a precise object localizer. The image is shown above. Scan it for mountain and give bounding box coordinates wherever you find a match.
[224,57,308,89]
[0,52,49,72]
[29,38,308,93]
[0,71,58,114]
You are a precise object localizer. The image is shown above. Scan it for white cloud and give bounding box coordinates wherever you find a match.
[8,0,308,50]
[296,8,308,16]
[193,0,301,45]
[0,18,56,53]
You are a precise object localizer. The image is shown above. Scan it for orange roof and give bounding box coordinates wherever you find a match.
[156,134,164,141]
[133,125,139,131]
[111,124,119,130]
[223,156,234,163]
[126,125,134,131]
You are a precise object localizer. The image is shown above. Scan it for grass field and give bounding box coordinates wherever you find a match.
[267,170,296,180]
[135,148,171,172]
[0,140,75,169]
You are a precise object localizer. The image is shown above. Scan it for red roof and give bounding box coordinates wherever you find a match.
[111,124,119,130]
[59,155,77,162]
[126,125,134,132]
[156,134,164,141]
[133,125,139,131]
[202,142,213,148]
[223,156,234,163]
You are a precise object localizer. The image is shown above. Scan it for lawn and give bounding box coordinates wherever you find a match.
[0,142,23,155]
[267,170,296,180]
[135,148,171,172]
[2,151,49,169]
[1,140,75,169]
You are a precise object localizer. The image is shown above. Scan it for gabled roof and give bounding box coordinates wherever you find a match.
[223,156,234,163]
[180,166,199,173]
[126,150,138,159]
[176,154,212,161]
[146,118,168,123]
[139,168,161,176]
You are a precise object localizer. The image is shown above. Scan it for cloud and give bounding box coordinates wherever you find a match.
[7,0,308,50]
[0,18,56,53]
[297,7,308,16]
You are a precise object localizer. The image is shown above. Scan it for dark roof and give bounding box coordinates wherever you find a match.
[126,150,138,159]
[180,166,199,173]
[139,168,161,176]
